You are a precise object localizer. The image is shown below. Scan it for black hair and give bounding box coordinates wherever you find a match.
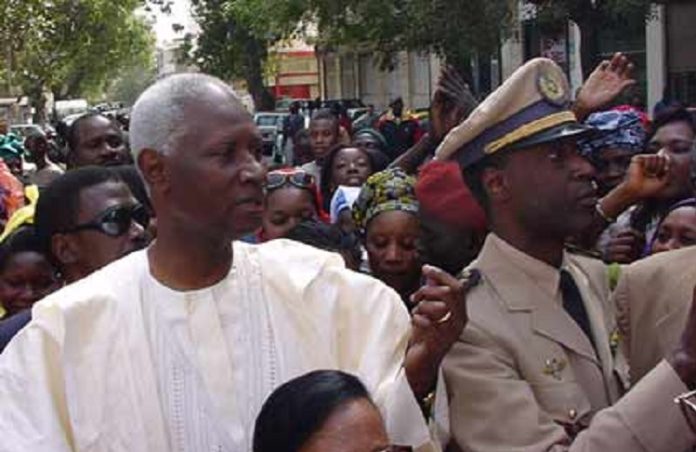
[34,166,123,256]
[0,226,48,274]
[111,165,153,214]
[319,144,375,211]
[310,109,339,133]
[285,219,362,264]
[253,370,372,452]
[647,104,696,145]
[66,113,121,157]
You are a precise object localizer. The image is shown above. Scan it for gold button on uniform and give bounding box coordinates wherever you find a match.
[569,409,578,420]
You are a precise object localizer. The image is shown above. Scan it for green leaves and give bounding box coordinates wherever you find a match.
[0,0,154,119]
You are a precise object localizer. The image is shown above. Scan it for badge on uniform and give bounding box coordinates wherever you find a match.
[543,357,567,380]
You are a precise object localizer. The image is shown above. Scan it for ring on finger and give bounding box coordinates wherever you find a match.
[437,311,452,324]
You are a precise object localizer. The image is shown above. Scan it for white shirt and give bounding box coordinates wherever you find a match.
[0,240,434,451]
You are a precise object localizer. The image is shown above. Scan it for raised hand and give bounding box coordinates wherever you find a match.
[404,266,480,398]
[621,154,671,200]
[574,53,637,121]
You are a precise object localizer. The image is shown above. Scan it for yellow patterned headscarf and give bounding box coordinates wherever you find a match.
[352,168,419,237]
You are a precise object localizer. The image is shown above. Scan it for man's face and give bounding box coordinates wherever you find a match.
[309,119,338,159]
[157,95,266,241]
[647,121,695,201]
[71,116,129,168]
[59,181,148,279]
[499,140,597,238]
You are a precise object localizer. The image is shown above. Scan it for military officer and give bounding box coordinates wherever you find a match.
[434,58,696,451]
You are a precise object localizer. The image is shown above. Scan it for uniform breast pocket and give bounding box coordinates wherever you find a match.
[531,381,592,426]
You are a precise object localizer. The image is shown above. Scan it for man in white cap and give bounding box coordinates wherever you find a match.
[437,57,696,451]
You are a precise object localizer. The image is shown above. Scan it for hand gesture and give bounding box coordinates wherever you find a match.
[404,266,480,398]
[605,228,645,264]
[621,154,671,200]
[575,53,636,120]
[430,66,477,142]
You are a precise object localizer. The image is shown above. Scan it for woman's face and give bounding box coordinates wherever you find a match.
[652,206,696,254]
[0,252,60,317]
[647,121,695,201]
[332,147,373,188]
[262,187,317,241]
[299,399,390,452]
[365,210,421,296]
[594,148,633,195]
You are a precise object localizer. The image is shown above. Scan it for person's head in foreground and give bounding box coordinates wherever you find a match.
[579,109,646,196]
[34,166,149,283]
[645,105,695,202]
[650,198,696,255]
[130,73,266,248]
[437,58,597,250]
[67,113,130,169]
[309,109,340,162]
[0,225,60,318]
[293,129,314,166]
[261,168,327,241]
[253,370,406,452]
[285,220,362,271]
[352,168,420,302]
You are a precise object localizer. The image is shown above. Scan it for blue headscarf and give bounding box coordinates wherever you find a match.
[579,110,646,158]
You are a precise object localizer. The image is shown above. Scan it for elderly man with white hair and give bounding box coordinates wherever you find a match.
[0,73,469,451]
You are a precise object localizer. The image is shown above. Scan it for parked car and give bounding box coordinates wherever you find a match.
[254,112,288,156]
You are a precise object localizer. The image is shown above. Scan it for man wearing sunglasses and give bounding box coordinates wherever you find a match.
[34,166,150,282]
[0,167,150,352]
[0,73,469,451]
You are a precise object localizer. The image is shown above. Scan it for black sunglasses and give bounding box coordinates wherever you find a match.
[265,171,316,191]
[63,204,150,237]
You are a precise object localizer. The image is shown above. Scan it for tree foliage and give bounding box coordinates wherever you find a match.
[0,0,154,121]
[528,0,653,76]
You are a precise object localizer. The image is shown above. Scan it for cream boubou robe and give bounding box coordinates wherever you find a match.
[0,240,440,451]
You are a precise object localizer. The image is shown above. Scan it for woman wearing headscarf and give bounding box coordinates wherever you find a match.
[577,109,647,260]
[352,168,421,305]
[649,198,696,255]
[579,109,646,196]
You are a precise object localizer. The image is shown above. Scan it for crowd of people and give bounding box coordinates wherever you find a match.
[0,51,696,451]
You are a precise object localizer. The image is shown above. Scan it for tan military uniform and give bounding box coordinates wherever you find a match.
[614,246,696,384]
[444,234,694,451]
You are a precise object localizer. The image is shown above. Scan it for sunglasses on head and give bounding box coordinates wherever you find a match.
[63,204,150,237]
[265,171,316,191]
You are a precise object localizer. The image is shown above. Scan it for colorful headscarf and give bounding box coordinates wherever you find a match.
[0,133,24,162]
[0,185,39,242]
[330,186,361,224]
[579,109,646,158]
[352,168,419,236]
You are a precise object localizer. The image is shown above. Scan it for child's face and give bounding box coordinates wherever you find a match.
[0,252,60,317]
[309,119,338,160]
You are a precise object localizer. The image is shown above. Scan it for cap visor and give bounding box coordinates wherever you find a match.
[507,122,595,151]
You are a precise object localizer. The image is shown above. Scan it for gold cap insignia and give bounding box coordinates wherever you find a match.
[537,68,569,107]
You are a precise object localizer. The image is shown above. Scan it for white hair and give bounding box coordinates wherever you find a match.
[129,72,243,162]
